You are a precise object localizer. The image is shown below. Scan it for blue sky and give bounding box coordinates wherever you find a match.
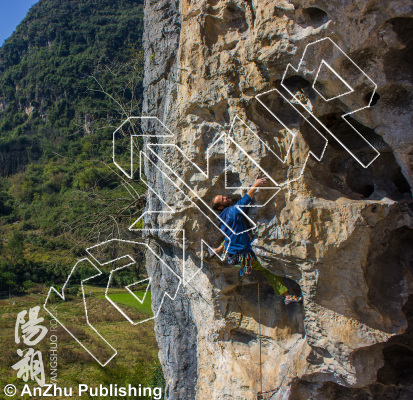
[0,0,39,45]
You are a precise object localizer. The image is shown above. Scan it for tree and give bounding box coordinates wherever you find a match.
[6,231,25,265]
[2,271,17,298]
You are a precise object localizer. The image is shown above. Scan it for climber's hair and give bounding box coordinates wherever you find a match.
[211,195,222,211]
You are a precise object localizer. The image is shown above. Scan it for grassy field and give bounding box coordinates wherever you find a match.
[103,291,154,318]
[0,285,162,400]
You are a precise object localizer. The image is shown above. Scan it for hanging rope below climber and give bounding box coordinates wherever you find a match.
[208,175,302,398]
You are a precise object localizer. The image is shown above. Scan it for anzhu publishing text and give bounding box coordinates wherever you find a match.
[21,383,163,398]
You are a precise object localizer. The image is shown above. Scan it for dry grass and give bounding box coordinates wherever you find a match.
[0,286,159,398]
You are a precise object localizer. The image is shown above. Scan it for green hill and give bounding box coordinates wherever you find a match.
[0,0,146,294]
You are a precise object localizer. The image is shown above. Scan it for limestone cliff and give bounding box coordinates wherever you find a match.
[141,0,413,399]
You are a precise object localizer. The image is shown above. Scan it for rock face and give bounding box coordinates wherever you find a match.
[142,0,413,399]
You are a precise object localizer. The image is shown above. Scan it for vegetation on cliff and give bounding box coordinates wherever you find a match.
[0,0,146,293]
[0,0,164,394]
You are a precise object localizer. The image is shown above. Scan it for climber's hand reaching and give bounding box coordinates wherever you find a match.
[247,175,267,199]
[207,244,225,259]
[253,175,268,188]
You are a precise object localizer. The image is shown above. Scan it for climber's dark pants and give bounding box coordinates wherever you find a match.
[250,255,288,296]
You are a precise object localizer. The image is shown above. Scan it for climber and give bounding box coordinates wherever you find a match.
[210,176,302,305]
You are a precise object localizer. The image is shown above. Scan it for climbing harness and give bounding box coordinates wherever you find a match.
[225,251,254,276]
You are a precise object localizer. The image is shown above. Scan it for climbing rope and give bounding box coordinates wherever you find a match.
[212,249,286,399]
[258,281,262,393]
[256,281,286,400]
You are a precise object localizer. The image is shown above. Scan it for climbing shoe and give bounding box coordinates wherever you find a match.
[284,295,303,305]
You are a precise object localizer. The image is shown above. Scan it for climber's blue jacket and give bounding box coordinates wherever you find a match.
[218,193,252,254]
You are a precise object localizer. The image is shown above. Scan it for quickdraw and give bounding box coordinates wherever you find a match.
[236,253,252,277]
